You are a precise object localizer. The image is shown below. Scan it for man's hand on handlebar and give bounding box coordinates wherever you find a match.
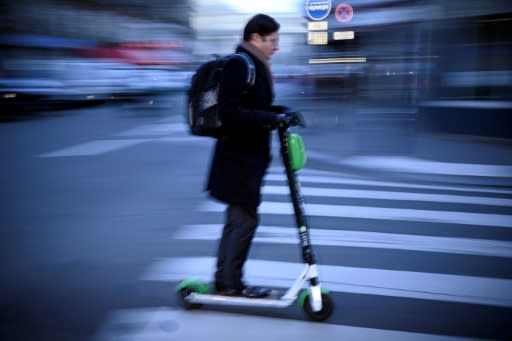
[272,106,306,128]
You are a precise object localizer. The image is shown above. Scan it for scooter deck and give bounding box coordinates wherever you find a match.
[185,291,295,308]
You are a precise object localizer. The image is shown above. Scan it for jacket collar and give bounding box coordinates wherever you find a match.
[239,41,269,69]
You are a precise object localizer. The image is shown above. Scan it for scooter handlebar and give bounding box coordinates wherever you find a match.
[276,111,306,129]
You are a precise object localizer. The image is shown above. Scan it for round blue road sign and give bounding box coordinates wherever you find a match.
[305,0,332,21]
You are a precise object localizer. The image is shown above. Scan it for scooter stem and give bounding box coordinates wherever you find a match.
[277,126,317,266]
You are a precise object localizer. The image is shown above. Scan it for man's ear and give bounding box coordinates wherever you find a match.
[249,33,261,44]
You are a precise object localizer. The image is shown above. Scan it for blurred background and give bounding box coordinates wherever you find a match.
[1,0,510,138]
[1,1,512,340]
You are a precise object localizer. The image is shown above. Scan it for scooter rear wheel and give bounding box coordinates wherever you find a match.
[303,293,334,321]
[178,287,203,310]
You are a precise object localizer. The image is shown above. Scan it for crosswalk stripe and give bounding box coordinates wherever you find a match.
[199,201,512,228]
[263,185,512,206]
[340,155,512,178]
[158,136,211,143]
[115,122,212,143]
[38,121,208,157]
[37,133,209,157]
[93,307,480,341]
[173,224,512,258]
[116,122,188,137]
[141,257,512,307]
[265,173,512,195]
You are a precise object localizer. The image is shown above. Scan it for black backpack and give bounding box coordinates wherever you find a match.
[187,52,255,137]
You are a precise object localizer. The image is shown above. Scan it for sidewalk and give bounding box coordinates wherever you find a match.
[301,126,512,187]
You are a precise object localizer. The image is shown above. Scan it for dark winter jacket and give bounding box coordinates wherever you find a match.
[206,44,278,208]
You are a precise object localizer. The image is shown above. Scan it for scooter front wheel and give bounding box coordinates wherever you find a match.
[303,293,334,322]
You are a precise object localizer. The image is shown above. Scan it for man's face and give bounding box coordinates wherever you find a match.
[254,32,280,60]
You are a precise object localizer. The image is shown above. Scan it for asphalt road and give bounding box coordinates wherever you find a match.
[1,93,511,340]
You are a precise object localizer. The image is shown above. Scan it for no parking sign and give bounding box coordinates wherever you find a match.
[335,3,353,23]
[305,0,332,21]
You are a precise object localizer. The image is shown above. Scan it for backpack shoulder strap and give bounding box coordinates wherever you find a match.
[233,52,256,87]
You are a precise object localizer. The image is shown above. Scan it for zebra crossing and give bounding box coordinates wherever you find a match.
[38,117,209,158]
[144,168,512,304]
[95,167,512,340]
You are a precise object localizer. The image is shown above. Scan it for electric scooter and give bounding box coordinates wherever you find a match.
[176,123,334,322]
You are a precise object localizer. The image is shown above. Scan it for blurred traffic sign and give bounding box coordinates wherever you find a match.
[335,3,354,23]
[308,31,328,45]
[305,0,332,21]
[308,21,328,30]
[333,31,355,40]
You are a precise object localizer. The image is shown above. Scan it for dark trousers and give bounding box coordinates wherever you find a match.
[215,205,258,290]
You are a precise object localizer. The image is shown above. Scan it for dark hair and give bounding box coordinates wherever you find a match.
[243,14,280,42]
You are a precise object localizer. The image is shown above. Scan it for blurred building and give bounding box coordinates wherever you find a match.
[189,0,306,69]
[303,0,511,137]
[421,0,511,138]
[2,0,510,137]
[0,0,196,112]
[1,0,192,42]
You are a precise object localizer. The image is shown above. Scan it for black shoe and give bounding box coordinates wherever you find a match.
[241,286,271,298]
[213,281,226,294]
[217,286,270,298]
[220,288,243,296]
[213,280,244,296]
